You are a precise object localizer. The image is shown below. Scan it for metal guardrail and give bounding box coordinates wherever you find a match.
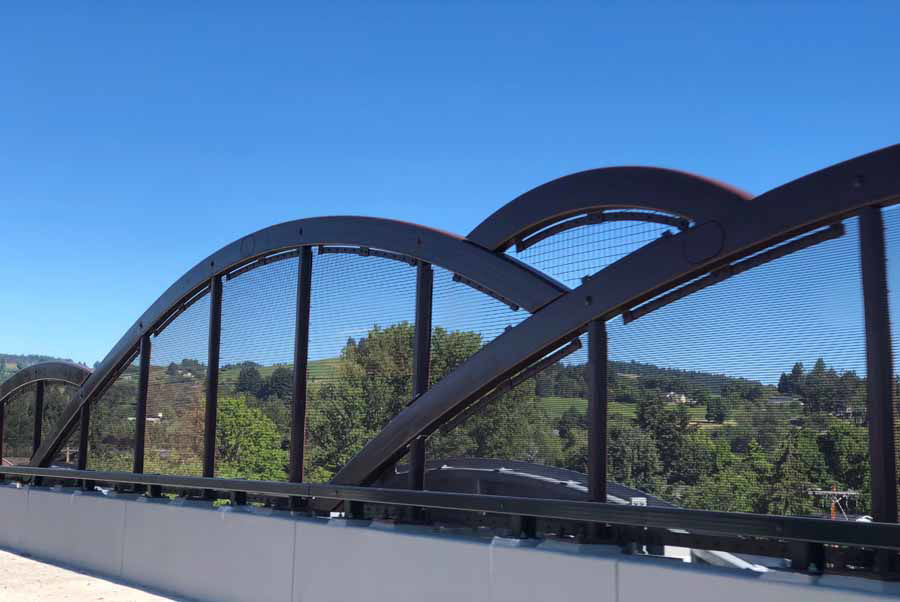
[3,465,900,553]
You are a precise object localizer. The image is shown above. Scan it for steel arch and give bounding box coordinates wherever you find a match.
[467,166,751,252]
[332,143,900,487]
[31,216,567,467]
[0,362,91,406]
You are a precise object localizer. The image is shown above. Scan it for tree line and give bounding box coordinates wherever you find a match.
[6,322,886,518]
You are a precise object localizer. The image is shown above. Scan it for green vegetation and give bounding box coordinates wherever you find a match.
[4,326,877,518]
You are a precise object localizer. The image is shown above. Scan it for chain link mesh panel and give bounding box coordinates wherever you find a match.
[510,219,671,289]
[427,266,533,461]
[216,259,297,481]
[881,205,900,518]
[2,385,34,465]
[435,221,665,474]
[305,251,417,482]
[145,294,210,475]
[592,218,869,516]
[41,382,77,444]
[87,360,139,471]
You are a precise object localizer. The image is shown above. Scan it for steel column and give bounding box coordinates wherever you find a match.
[409,262,433,491]
[32,381,44,455]
[203,275,223,480]
[859,207,898,525]
[290,247,313,483]
[133,334,151,474]
[0,400,5,470]
[588,319,608,503]
[77,402,89,470]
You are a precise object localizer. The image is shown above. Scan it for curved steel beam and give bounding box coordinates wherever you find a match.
[333,143,900,487]
[32,216,567,468]
[0,362,91,406]
[467,166,751,252]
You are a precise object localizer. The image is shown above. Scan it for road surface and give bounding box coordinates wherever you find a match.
[0,548,183,601]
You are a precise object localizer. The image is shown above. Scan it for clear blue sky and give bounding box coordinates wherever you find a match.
[2,2,900,373]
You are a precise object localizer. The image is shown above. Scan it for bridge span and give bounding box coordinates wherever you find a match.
[3,145,900,599]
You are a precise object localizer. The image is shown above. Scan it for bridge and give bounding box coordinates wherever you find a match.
[2,145,900,601]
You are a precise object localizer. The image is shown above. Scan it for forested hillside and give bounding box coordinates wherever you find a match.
[3,324,878,517]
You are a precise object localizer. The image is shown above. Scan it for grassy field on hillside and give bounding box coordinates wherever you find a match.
[219,357,343,385]
[540,396,718,427]
[540,396,638,420]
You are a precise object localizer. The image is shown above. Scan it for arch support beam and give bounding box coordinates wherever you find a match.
[33,217,565,469]
[468,166,750,252]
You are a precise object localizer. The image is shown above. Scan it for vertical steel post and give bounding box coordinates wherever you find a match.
[77,402,92,489]
[77,403,90,470]
[0,400,5,473]
[408,261,433,492]
[133,334,151,475]
[32,381,44,456]
[588,319,608,503]
[203,275,223,481]
[290,247,313,484]
[859,207,898,526]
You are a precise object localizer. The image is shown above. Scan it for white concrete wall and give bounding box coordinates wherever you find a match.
[1,483,898,602]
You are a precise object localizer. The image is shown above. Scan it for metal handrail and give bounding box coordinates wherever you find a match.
[2,465,899,553]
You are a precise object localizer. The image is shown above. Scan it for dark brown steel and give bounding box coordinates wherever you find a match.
[0,362,91,408]
[152,284,211,336]
[623,223,845,323]
[77,403,89,470]
[588,320,607,503]
[859,206,898,525]
[133,333,151,474]
[0,399,5,468]
[34,217,566,469]
[408,262,433,491]
[290,247,313,483]
[451,273,520,311]
[224,249,300,281]
[32,381,44,455]
[515,210,689,252]
[468,166,751,252]
[332,144,900,488]
[440,337,583,434]
[203,275,223,479]
[317,245,418,267]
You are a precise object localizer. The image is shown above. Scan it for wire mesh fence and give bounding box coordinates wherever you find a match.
[28,206,890,524]
[2,385,34,465]
[427,266,535,461]
[433,220,664,475]
[216,259,297,481]
[42,382,79,466]
[305,251,417,482]
[881,205,900,518]
[145,293,210,476]
[595,218,868,516]
[87,360,139,472]
[41,382,76,444]
[510,217,671,289]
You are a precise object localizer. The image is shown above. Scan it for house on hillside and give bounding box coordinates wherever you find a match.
[665,391,691,404]
[765,394,801,406]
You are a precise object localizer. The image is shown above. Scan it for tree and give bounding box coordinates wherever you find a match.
[236,364,265,398]
[778,362,805,396]
[605,417,664,494]
[705,397,728,423]
[268,366,293,401]
[768,429,828,516]
[216,396,288,481]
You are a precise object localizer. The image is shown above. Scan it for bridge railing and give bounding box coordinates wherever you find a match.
[3,146,900,578]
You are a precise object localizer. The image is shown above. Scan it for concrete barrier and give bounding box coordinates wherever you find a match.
[1,485,899,602]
